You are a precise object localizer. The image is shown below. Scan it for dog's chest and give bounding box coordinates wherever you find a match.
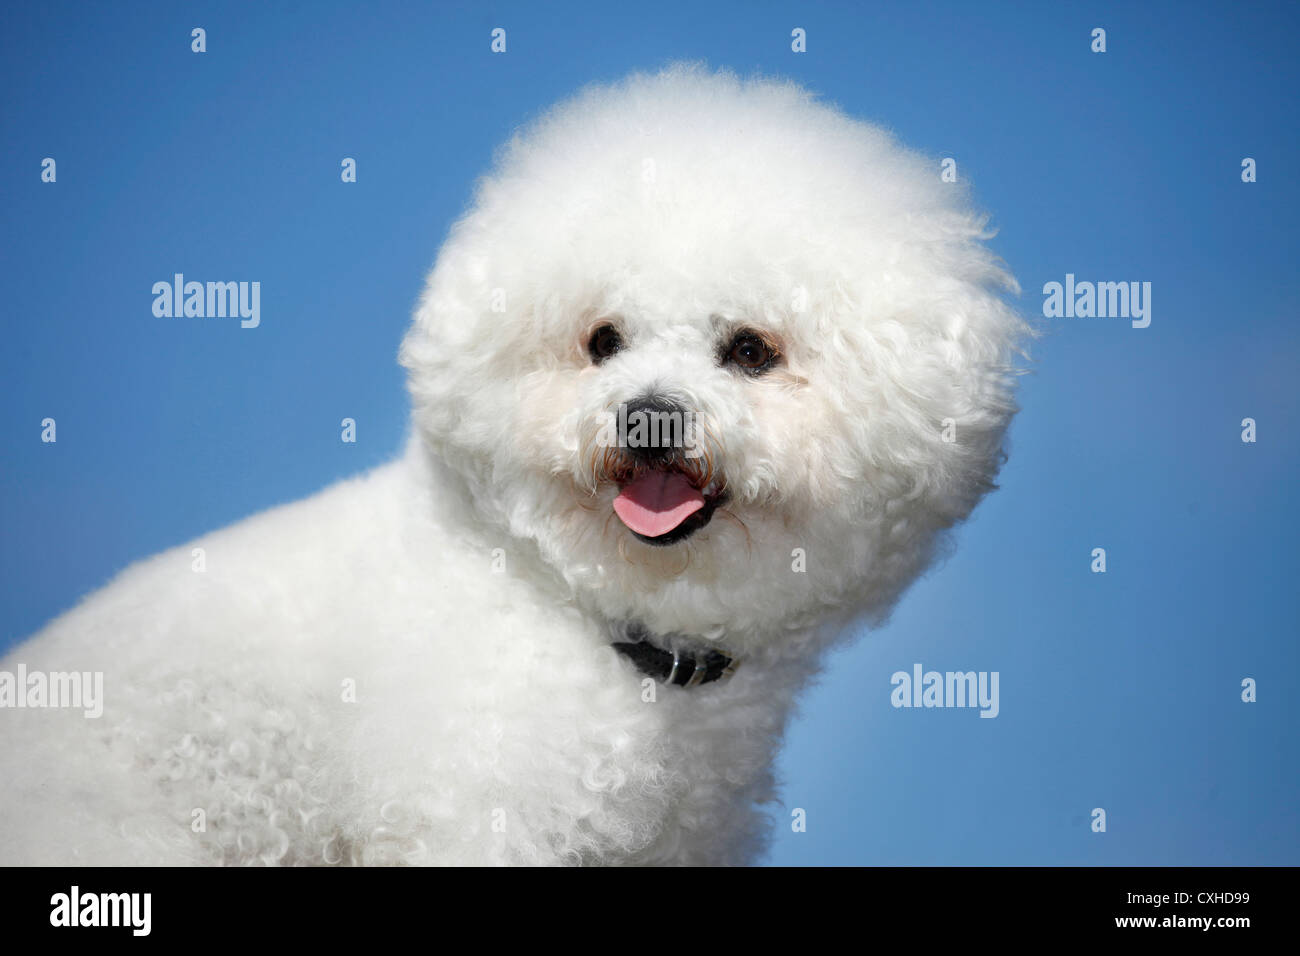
[318,612,783,865]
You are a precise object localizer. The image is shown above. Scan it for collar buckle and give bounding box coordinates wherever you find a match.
[612,625,740,689]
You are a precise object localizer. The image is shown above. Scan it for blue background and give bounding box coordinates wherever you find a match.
[2,1,1296,865]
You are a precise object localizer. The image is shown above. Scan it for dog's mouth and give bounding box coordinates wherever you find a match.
[612,466,727,546]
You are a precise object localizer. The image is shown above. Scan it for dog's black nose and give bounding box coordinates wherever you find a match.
[619,396,690,461]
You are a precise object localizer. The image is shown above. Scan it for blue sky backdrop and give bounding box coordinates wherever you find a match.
[2,1,1297,864]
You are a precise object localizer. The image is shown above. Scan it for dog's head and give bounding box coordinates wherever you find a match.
[401,66,1029,647]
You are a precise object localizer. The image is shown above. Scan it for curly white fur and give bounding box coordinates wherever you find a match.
[0,65,1029,866]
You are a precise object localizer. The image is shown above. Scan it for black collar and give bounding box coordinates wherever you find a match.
[612,623,739,688]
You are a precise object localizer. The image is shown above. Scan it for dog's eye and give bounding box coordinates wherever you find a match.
[588,324,623,364]
[725,332,775,372]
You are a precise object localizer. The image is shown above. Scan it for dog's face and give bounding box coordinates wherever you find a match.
[402,67,1028,646]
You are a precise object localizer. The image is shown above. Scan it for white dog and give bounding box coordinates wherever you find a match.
[0,65,1028,865]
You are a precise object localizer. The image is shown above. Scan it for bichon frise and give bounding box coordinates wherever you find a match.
[0,65,1028,865]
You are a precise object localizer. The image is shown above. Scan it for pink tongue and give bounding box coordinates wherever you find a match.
[613,470,706,538]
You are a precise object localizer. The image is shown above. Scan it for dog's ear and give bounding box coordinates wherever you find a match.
[897,289,1029,526]
[797,201,1034,535]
